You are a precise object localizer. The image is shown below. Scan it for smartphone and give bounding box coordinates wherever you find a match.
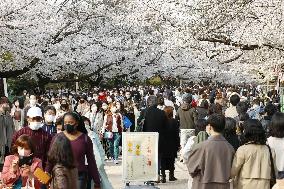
[33,167,51,184]
[19,156,33,167]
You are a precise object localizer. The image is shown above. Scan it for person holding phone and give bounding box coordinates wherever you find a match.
[1,134,42,189]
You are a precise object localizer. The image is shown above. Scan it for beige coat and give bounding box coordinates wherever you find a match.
[186,135,235,189]
[273,180,284,189]
[231,144,277,189]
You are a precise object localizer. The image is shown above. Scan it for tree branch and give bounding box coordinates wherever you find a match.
[198,35,284,51]
[0,57,39,78]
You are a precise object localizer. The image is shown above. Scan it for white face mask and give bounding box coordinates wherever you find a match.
[45,115,55,123]
[102,105,108,110]
[29,122,42,130]
[107,97,112,103]
[17,147,31,157]
[53,103,60,110]
[91,106,98,113]
[30,99,37,106]
[111,107,117,113]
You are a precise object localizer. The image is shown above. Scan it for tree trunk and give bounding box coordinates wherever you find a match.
[0,78,5,97]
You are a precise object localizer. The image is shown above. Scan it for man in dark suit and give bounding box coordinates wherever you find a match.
[138,95,167,184]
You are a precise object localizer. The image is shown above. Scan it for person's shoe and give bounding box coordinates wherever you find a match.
[169,171,177,181]
[114,160,119,164]
[161,176,166,183]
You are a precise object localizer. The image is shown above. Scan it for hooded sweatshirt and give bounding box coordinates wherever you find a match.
[176,103,198,129]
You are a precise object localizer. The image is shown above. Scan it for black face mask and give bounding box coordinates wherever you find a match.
[80,100,85,104]
[61,104,68,109]
[64,124,76,133]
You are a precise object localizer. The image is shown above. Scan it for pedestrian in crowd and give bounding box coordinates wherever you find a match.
[261,103,277,133]
[160,106,180,183]
[12,107,51,169]
[176,94,197,162]
[183,119,209,161]
[196,99,209,119]
[86,102,104,136]
[231,119,276,189]
[102,103,123,164]
[225,94,239,117]
[11,97,25,131]
[55,117,63,133]
[1,135,42,189]
[48,134,78,189]
[42,106,57,136]
[267,112,284,179]
[56,99,70,118]
[185,114,235,189]
[0,97,15,165]
[247,98,262,120]
[123,91,136,132]
[76,96,90,116]
[157,96,165,110]
[47,112,101,189]
[224,117,240,151]
[24,95,42,119]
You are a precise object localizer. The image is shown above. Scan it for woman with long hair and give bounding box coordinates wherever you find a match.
[267,112,284,179]
[46,112,100,189]
[48,134,77,189]
[231,119,276,189]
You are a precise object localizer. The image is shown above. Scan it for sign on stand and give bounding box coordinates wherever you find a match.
[122,132,159,183]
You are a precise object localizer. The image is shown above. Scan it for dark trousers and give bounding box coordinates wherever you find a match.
[78,171,88,189]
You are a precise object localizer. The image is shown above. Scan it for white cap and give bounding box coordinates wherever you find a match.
[27,107,42,118]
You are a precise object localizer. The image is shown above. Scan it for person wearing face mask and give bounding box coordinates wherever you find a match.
[23,95,43,122]
[106,96,113,104]
[11,107,52,169]
[56,99,70,118]
[11,97,25,131]
[76,96,90,117]
[123,91,136,132]
[102,103,124,164]
[42,106,57,136]
[87,103,104,137]
[1,134,42,189]
[46,112,101,189]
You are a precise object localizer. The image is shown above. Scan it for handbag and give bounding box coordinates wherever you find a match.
[103,132,113,139]
[123,116,132,129]
[267,145,276,188]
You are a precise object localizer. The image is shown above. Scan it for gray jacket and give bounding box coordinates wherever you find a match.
[176,103,198,129]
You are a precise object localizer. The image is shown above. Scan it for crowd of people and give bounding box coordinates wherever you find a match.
[0,83,283,189]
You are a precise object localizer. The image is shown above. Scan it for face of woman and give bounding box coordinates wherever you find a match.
[63,115,78,134]
[116,102,121,110]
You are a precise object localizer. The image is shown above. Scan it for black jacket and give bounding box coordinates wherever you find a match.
[160,118,180,158]
[141,106,167,133]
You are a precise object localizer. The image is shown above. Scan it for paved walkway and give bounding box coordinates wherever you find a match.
[105,158,190,189]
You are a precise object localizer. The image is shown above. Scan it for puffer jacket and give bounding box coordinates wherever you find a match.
[50,164,78,189]
[176,103,198,129]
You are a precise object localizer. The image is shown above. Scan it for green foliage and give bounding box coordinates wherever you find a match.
[7,78,37,96]
[1,51,14,62]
